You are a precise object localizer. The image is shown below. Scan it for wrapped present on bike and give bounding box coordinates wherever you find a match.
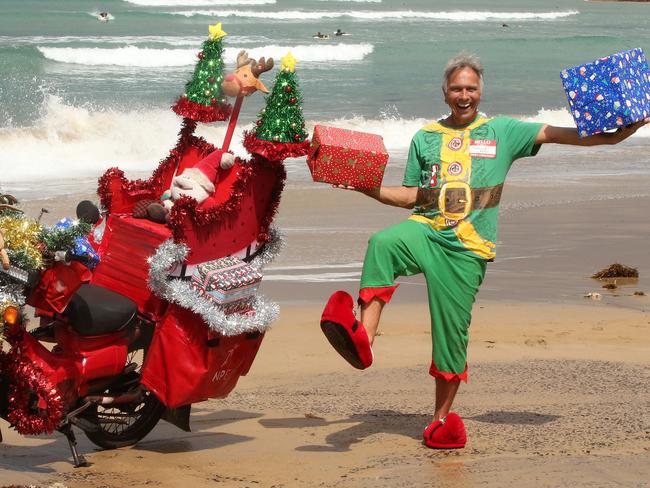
[190,256,262,314]
[307,125,389,190]
[561,48,650,137]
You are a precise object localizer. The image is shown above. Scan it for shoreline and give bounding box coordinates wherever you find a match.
[11,175,650,312]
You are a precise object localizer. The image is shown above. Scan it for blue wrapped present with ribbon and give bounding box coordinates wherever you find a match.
[560,48,650,137]
[52,218,100,270]
[72,236,99,270]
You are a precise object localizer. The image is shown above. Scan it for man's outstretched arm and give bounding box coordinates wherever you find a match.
[536,118,649,146]
[357,185,419,209]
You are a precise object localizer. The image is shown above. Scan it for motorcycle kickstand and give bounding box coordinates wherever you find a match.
[59,423,89,468]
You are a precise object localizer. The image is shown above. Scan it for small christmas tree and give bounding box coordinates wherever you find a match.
[243,52,310,160]
[172,22,232,123]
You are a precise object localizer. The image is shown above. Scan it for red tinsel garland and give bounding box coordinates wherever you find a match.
[171,97,232,123]
[0,351,64,435]
[98,118,214,212]
[167,156,286,244]
[242,130,310,161]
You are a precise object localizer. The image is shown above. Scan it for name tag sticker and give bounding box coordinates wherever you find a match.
[469,139,497,158]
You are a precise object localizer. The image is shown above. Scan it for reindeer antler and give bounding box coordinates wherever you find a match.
[236,50,251,68]
[0,194,17,206]
[251,57,274,77]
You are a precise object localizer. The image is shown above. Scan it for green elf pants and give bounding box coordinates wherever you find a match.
[359,219,487,381]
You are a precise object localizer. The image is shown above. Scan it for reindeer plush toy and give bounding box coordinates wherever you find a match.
[221,51,274,97]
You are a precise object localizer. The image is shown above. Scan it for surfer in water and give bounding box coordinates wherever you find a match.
[313,32,329,39]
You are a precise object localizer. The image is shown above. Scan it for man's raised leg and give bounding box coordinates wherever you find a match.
[320,290,374,369]
[359,296,384,345]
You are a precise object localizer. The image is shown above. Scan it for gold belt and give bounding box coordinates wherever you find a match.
[416,183,504,221]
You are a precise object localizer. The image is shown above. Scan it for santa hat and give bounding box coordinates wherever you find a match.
[181,149,225,194]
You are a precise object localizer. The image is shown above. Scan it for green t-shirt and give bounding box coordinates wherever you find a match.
[403,115,543,260]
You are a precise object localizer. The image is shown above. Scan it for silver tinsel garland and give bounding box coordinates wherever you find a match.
[0,282,26,307]
[147,228,284,337]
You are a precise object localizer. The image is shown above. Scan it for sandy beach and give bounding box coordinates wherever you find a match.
[2,171,650,487]
[1,302,649,487]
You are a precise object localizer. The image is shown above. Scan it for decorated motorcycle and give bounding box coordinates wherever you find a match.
[0,24,309,467]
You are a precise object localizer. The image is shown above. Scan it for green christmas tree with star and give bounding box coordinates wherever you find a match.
[172,22,232,122]
[243,52,310,160]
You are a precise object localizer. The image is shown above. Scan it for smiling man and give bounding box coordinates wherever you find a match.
[319,52,648,449]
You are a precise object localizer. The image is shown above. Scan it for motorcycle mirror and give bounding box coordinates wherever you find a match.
[76,200,100,225]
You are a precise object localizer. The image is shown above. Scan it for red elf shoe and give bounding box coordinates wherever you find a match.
[320,290,373,369]
[423,412,467,449]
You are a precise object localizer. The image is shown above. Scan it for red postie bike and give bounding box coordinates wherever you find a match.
[0,116,288,466]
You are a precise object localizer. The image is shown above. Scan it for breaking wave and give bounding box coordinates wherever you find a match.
[37,43,373,67]
[167,9,579,21]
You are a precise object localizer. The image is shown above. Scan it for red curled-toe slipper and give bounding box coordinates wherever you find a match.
[423,412,467,449]
[320,290,373,369]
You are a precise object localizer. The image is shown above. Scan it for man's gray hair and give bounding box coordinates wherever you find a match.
[442,52,484,94]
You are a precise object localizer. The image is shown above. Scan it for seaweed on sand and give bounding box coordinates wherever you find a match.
[592,263,639,279]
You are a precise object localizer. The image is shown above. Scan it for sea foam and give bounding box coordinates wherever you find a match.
[125,0,275,5]
[1,98,647,192]
[168,9,579,21]
[7,35,266,47]
[37,43,373,67]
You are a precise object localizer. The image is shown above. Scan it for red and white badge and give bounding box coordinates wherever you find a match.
[469,139,497,158]
[448,137,462,151]
[448,162,463,176]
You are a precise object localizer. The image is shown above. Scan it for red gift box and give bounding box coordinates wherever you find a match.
[307,125,389,190]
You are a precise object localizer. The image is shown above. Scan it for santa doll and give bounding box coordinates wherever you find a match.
[144,149,235,223]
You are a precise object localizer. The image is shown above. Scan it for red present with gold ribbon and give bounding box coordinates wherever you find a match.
[307,125,389,190]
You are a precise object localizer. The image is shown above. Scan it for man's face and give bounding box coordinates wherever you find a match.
[444,67,482,126]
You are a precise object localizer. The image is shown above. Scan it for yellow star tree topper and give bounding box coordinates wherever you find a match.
[280,52,298,72]
[208,22,227,41]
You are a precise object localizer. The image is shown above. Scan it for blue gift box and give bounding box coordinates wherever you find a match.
[560,48,650,137]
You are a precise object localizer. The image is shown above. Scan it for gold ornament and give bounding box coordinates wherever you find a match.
[208,22,227,41]
[0,299,20,337]
[273,135,280,141]
[280,52,298,73]
[0,215,44,269]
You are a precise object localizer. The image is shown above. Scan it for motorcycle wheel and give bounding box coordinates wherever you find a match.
[82,348,165,449]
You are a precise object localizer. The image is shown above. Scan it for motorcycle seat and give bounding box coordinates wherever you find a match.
[64,284,138,336]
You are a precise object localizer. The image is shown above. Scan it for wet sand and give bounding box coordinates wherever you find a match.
[2,173,650,487]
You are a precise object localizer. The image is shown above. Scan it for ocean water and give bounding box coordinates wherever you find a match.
[1,0,649,193]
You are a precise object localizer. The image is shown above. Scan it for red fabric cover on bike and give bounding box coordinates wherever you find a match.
[27,261,92,314]
[140,304,264,408]
[91,215,171,319]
